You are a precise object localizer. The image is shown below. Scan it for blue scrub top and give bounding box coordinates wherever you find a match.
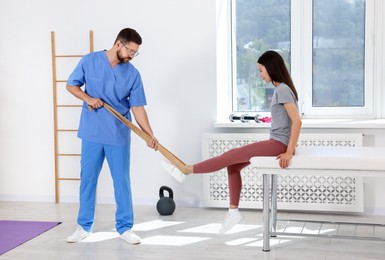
[67,51,147,146]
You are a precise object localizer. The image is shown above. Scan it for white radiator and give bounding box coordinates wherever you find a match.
[202,133,364,212]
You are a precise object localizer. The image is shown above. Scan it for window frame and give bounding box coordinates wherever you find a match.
[216,0,384,123]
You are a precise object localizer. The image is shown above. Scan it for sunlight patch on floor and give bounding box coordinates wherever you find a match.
[179,223,261,234]
[224,224,262,234]
[141,235,211,246]
[276,226,336,235]
[81,231,119,243]
[132,220,184,231]
[225,237,260,246]
[179,223,220,234]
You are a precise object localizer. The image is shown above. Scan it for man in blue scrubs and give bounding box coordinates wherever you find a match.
[66,28,158,244]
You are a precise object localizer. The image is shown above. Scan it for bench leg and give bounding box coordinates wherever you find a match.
[270,174,277,235]
[262,174,271,252]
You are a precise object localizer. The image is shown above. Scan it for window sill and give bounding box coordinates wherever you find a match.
[214,119,385,129]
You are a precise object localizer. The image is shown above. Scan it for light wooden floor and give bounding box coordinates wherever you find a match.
[1,201,385,260]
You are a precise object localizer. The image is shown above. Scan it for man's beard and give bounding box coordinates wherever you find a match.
[117,50,131,63]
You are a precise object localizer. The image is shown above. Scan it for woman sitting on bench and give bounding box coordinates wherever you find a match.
[162,50,302,233]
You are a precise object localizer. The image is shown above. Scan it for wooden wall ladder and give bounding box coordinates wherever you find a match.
[51,31,94,203]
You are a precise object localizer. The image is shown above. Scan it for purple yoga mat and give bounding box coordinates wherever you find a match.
[0,220,61,255]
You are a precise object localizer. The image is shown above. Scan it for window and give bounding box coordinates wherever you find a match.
[312,0,365,108]
[232,0,291,113]
[217,0,383,121]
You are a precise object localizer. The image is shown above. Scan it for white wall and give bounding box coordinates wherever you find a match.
[0,0,217,207]
[1,0,385,215]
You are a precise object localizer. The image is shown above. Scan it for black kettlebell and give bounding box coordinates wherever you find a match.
[156,186,176,215]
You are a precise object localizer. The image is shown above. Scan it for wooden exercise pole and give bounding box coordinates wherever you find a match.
[89,103,187,171]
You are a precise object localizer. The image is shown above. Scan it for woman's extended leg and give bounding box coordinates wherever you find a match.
[193,139,286,174]
[162,139,286,184]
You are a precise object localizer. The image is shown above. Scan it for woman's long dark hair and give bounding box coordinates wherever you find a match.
[257,50,298,101]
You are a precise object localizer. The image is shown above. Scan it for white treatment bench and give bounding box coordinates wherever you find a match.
[250,146,385,252]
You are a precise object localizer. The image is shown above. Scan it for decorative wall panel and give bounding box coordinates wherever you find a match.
[202,133,364,212]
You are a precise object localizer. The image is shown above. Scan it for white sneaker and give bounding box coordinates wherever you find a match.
[120,230,141,244]
[66,226,91,243]
[219,211,244,233]
[161,159,186,183]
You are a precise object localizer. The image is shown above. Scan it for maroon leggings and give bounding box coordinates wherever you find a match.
[193,139,287,206]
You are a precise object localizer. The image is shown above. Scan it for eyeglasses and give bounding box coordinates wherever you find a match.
[120,41,139,57]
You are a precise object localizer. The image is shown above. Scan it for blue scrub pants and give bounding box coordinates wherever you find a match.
[77,140,133,235]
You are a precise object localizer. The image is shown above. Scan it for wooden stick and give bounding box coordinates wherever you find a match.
[88,104,187,171]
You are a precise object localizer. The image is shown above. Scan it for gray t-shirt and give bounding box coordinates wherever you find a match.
[269,83,298,145]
